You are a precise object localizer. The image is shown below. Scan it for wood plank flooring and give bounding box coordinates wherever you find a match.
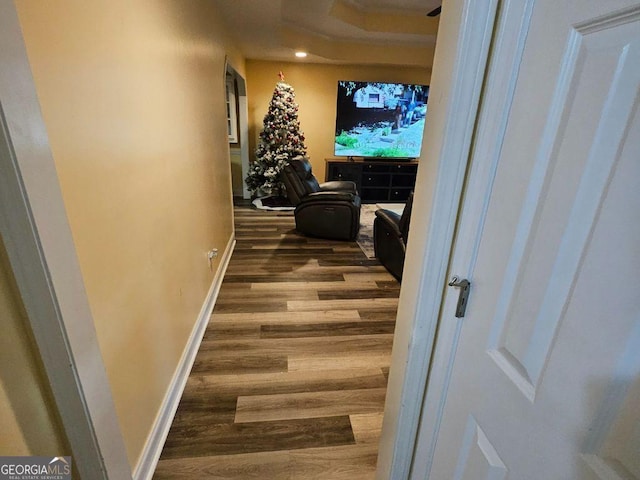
[153,203,399,479]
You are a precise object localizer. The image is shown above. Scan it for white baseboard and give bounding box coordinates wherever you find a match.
[132,234,236,480]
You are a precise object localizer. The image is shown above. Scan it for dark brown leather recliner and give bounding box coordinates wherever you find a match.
[281,157,361,241]
[373,192,413,281]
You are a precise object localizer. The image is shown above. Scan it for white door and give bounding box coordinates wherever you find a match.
[414,0,640,478]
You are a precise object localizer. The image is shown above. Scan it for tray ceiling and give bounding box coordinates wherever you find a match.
[213,0,440,67]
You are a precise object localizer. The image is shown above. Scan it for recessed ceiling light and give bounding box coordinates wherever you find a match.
[295,51,308,58]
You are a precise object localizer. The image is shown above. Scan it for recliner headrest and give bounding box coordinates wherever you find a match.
[288,157,320,195]
[290,157,312,178]
[399,192,413,242]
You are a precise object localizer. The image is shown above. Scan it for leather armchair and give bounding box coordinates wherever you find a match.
[373,192,413,281]
[281,157,361,241]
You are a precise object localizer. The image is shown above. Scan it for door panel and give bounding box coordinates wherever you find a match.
[426,1,640,479]
[490,16,640,401]
[453,417,507,480]
[580,322,640,479]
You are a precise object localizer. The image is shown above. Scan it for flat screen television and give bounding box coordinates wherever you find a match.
[334,81,429,160]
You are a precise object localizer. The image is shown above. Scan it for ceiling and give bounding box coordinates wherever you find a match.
[213,0,440,68]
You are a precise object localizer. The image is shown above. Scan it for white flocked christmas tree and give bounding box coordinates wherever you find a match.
[246,72,308,196]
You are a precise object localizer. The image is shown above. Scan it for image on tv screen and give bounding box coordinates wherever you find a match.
[334,81,429,159]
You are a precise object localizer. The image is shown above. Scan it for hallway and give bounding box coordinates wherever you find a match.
[153,204,400,479]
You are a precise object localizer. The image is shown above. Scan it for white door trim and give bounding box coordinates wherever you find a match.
[409,0,537,477]
[235,74,251,200]
[224,61,250,200]
[0,4,131,478]
[379,0,500,478]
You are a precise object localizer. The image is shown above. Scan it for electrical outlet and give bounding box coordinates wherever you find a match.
[207,248,218,272]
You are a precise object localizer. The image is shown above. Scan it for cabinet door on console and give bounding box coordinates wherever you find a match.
[390,164,417,201]
[390,189,413,201]
[362,172,392,187]
[327,163,362,190]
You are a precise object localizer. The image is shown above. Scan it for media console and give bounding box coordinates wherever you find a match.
[325,158,418,203]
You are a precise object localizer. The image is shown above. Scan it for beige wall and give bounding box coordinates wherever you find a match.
[16,0,243,468]
[376,0,466,476]
[246,60,431,182]
[0,239,69,457]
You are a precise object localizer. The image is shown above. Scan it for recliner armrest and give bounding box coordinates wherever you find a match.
[319,181,357,194]
[375,209,402,237]
[300,191,357,203]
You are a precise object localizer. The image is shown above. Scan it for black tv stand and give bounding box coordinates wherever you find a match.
[368,157,414,162]
[325,158,418,203]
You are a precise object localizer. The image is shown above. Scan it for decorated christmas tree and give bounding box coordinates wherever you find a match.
[246,72,308,196]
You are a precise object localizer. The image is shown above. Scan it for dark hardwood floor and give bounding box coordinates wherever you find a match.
[153,203,399,479]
